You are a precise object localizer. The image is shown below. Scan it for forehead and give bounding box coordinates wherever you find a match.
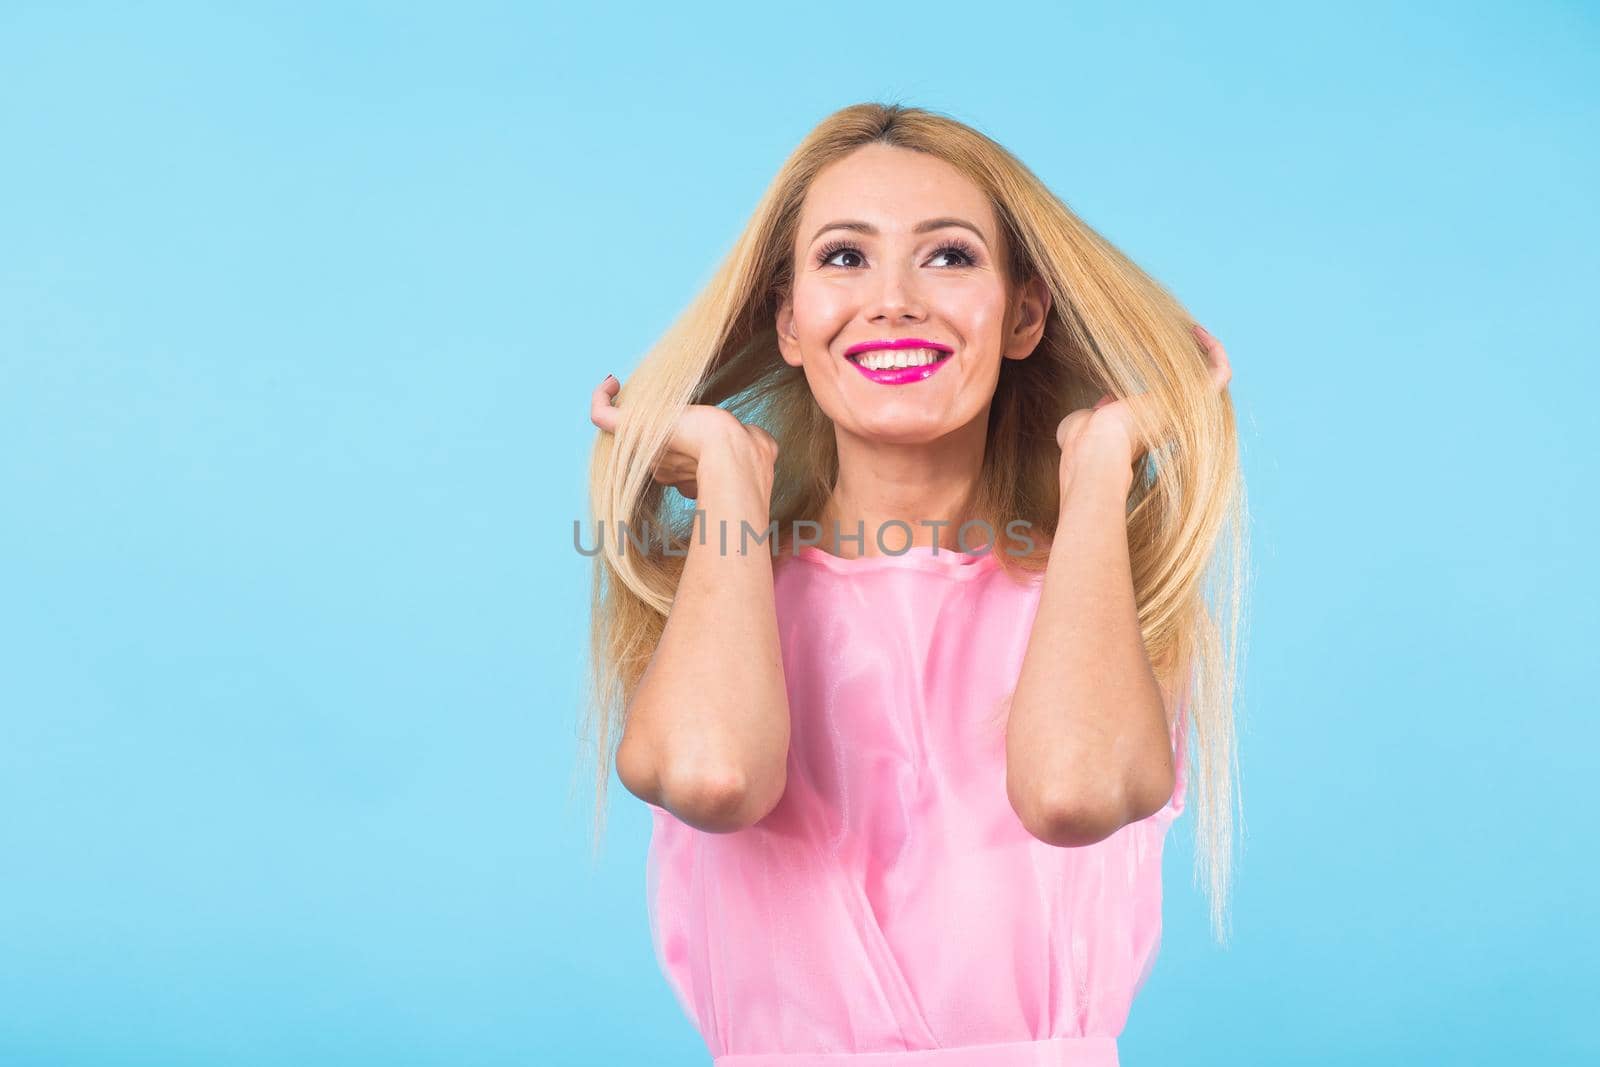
[798,144,995,239]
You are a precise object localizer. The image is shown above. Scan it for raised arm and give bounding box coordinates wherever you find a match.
[1007,323,1231,847]
[1004,449,1174,848]
[591,375,791,834]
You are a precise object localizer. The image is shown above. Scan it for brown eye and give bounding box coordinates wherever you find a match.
[930,239,981,267]
[816,239,862,268]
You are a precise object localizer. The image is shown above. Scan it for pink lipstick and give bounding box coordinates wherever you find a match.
[843,337,954,386]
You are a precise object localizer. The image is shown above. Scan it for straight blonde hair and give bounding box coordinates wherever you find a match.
[577,102,1250,945]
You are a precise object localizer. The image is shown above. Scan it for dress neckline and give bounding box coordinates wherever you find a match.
[785,542,1005,578]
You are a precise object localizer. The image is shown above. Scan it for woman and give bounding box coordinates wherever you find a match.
[582,102,1246,1065]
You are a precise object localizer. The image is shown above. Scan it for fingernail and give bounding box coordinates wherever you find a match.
[605,373,617,383]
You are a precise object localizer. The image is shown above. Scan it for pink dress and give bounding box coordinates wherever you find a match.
[644,543,1188,1066]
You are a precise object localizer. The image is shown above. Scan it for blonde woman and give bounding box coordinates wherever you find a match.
[582,102,1246,1066]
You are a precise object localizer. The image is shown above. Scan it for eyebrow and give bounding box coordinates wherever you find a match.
[809,217,989,247]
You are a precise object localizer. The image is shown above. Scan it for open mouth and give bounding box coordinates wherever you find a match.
[844,347,953,371]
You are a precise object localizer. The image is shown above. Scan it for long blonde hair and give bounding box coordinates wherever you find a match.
[577,102,1249,944]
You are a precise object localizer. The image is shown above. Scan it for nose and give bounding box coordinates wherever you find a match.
[866,259,926,324]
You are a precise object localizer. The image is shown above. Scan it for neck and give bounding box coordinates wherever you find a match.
[817,418,989,558]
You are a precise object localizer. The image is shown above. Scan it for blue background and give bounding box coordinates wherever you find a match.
[3,2,1595,1063]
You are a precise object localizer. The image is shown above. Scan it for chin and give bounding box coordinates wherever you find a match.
[844,414,956,445]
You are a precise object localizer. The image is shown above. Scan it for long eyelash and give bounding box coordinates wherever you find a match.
[814,237,981,268]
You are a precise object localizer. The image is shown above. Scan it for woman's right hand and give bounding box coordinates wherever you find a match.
[589,374,777,501]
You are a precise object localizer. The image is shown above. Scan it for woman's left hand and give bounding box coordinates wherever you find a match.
[1055,323,1233,487]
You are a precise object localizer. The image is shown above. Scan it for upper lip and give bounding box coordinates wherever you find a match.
[844,337,953,358]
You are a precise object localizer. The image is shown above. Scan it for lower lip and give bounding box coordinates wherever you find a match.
[846,353,953,385]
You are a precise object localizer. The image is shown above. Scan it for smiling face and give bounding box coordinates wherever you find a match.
[777,143,1049,445]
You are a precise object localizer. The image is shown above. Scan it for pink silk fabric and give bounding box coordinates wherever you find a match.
[645,544,1188,1066]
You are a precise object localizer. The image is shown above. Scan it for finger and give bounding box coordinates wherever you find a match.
[1193,325,1232,391]
[1093,392,1116,410]
[590,375,622,433]
[1056,408,1090,449]
[1114,389,1170,453]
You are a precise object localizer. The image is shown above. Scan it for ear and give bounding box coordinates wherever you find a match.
[776,294,804,369]
[1002,273,1052,362]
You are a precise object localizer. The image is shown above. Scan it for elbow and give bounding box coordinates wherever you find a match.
[659,762,784,834]
[614,703,780,832]
[1021,802,1123,849]
[615,703,788,832]
[1014,765,1177,847]
[1009,781,1127,849]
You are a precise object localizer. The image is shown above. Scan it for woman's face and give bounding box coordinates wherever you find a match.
[777,143,1048,444]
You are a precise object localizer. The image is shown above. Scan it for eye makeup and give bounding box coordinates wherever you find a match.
[814,236,982,270]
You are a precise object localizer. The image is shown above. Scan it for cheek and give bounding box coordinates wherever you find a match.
[948,290,1009,340]
[790,281,855,341]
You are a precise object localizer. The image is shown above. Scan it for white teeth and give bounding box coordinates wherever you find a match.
[854,347,948,370]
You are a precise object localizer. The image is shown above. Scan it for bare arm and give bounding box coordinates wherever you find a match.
[1005,324,1231,847]
[613,423,791,834]
[1005,448,1176,848]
